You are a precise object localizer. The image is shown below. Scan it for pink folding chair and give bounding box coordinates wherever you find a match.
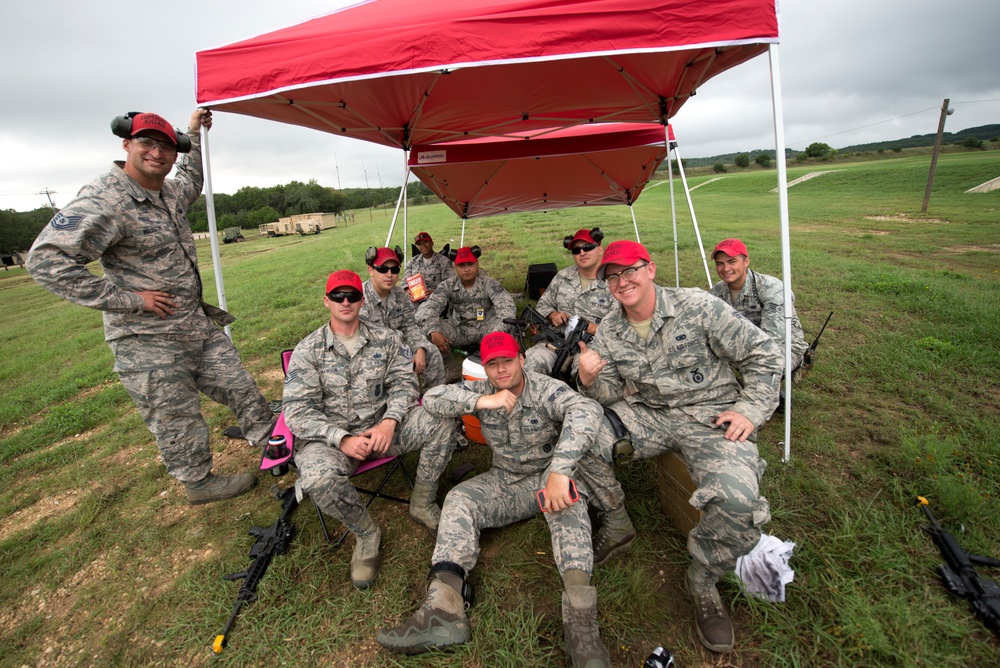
[260,350,414,547]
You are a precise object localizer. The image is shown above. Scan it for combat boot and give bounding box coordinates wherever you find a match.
[562,585,611,668]
[184,472,257,505]
[409,479,441,536]
[350,512,381,589]
[593,504,637,567]
[685,562,734,653]
[376,577,470,654]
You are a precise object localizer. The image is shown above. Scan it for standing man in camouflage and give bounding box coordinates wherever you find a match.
[404,231,453,299]
[378,332,612,668]
[415,246,515,356]
[361,246,446,391]
[26,109,274,505]
[577,240,783,653]
[710,238,808,373]
[283,270,459,589]
[525,227,615,376]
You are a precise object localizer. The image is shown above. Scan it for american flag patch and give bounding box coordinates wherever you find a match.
[50,213,83,230]
[284,369,299,384]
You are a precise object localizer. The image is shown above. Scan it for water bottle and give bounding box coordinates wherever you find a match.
[643,646,674,668]
[266,434,289,477]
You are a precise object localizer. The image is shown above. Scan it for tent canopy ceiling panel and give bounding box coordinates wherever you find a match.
[195,0,778,148]
[408,124,670,219]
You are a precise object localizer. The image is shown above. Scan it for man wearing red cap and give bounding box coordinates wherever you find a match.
[378,331,612,667]
[710,238,808,373]
[404,231,453,298]
[415,245,516,357]
[283,270,460,589]
[576,240,783,653]
[525,227,614,376]
[360,246,446,390]
[27,109,275,505]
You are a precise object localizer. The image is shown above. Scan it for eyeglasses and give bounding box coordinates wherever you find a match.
[131,136,177,154]
[327,291,363,304]
[571,243,599,255]
[604,262,649,286]
[372,264,401,274]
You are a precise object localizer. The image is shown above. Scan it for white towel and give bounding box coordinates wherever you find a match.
[734,533,796,602]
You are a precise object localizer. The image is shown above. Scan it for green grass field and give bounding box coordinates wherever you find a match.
[1,151,998,667]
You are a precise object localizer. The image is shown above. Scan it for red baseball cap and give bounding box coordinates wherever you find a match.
[713,238,749,259]
[129,113,178,145]
[325,270,363,294]
[570,228,597,245]
[454,247,479,264]
[480,332,520,364]
[414,231,433,243]
[371,247,402,266]
[597,240,651,280]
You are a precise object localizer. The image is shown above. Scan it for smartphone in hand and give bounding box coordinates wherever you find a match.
[537,479,579,512]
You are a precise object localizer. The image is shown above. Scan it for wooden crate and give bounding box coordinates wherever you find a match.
[654,452,702,535]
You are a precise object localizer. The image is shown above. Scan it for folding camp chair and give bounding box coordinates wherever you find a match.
[259,350,414,548]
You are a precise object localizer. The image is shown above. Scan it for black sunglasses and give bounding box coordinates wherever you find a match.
[327,291,363,304]
[372,264,401,274]
[571,242,599,255]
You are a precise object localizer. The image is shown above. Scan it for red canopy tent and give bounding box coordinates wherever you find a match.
[194,0,799,459]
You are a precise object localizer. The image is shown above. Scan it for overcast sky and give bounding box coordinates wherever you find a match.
[1,0,997,212]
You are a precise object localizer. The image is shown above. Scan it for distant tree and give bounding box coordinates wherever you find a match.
[962,136,984,149]
[754,153,771,168]
[712,162,727,173]
[734,153,750,168]
[891,146,903,153]
[990,136,1000,143]
[804,142,832,158]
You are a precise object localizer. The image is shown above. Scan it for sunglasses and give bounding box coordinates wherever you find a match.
[571,243,599,255]
[131,136,177,154]
[372,264,401,274]
[327,291,363,304]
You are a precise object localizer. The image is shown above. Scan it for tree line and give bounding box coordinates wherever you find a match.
[0,180,435,253]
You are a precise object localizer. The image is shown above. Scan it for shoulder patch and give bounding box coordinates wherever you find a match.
[284,369,299,384]
[50,212,83,230]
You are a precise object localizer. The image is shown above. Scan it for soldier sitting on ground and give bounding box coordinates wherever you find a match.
[377,331,615,668]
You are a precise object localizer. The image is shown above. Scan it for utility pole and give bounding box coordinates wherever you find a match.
[334,153,342,190]
[36,188,58,212]
[921,98,953,213]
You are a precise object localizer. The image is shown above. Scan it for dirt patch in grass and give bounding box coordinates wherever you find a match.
[0,488,85,541]
[940,244,1000,253]
[864,214,949,224]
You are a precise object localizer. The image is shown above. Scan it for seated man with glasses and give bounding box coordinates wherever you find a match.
[361,246,446,391]
[576,240,783,654]
[524,227,615,377]
[283,270,460,589]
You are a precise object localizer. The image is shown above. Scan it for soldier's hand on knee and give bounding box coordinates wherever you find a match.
[340,435,372,460]
[430,331,450,356]
[715,410,754,442]
[543,472,573,512]
[364,419,397,455]
[475,389,518,414]
[577,342,606,388]
[412,348,428,375]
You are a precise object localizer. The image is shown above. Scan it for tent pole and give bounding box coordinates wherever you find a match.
[628,204,641,245]
[666,126,679,287]
[673,143,712,288]
[401,152,410,270]
[460,218,467,246]
[384,177,408,247]
[769,44,793,463]
[200,121,230,339]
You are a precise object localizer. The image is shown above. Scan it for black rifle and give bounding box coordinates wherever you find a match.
[549,315,593,382]
[504,306,591,383]
[213,486,299,653]
[916,496,1000,636]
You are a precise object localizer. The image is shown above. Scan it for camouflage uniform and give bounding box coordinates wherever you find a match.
[283,320,457,533]
[360,279,445,390]
[25,133,273,484]
[415,273,516,349]
[422,371,615,575]
[526,265,614,375]
[404,251,454,294]
[582,285,783,575]
[710,269,808,371]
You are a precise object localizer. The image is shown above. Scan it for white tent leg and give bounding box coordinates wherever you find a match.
[200,123,230,338]
[460,219,467,246]
[402,151,409,269]
[673,144,712,288]
[628,204,641,244]
[384,175,408,247]
[769,44,793,463]
[666,131,679,287]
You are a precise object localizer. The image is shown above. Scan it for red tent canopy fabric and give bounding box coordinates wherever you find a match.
[408,124,669,219]
[195,0,779,148]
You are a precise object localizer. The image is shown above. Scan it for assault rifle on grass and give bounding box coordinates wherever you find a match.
[213,486,299,653]
[916,496,1000,636]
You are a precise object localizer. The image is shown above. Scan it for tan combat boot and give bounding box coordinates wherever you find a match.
[562,585,612,668]
[408,479,441,536]
[686,562,734,652]
[593,504,637,567]
[184,472,257,505]
[376,577,470,654]
[350,512,381,589]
